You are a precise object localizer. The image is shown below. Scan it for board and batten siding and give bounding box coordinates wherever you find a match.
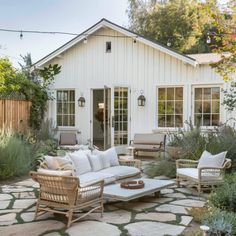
[45,27,228,143]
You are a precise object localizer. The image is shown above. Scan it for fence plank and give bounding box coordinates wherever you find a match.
[0,99,31,131]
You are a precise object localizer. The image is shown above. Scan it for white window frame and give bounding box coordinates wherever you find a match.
[56,89,76,127]
[191,84,223,129]
[156,85,184,128]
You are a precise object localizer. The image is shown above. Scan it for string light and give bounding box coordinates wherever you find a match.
[206,33,211,44]
[20,31,23,40]
[83,37,87,44]
[167,37,172,47]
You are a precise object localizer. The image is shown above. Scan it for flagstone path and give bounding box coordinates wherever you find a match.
[0,178,206,236]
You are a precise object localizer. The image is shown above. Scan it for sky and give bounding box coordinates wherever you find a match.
[0,0,129,67]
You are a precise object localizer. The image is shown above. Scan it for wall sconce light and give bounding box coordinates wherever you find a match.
[137,90,146,106]
[78,96,85,107]
[98,102,104,109]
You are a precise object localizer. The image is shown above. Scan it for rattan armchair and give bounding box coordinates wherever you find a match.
[176,158,232,193]
[30,171,104,228]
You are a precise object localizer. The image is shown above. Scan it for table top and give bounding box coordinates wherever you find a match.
[104,178,175,201]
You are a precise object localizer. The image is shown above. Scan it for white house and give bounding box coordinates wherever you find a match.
[33,19,233,150]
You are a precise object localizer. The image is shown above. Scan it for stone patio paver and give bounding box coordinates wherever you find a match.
[0,201,10,209]
[12,199,36,209]
[180,216,193,226]
[2,186,34,193]
[125,221,185,236]
[171,199,205,208]
[0,213,17,226]
[114,201,157,211]
[21,212,53,222]
[136,212,176,222]
[156,204,189,214]
[66,221,121,236]
[12,192,35,199]
[0,220,64,236]
[0,194,13,201]
[163,192,187,198]
[160,188,174,194]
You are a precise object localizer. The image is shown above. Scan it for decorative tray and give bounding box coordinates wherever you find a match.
[120,180,145,189]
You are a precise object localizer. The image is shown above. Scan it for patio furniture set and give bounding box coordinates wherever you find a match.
[30,132,232,228]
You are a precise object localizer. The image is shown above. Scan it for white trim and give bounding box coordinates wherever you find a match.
[33,19,197,68]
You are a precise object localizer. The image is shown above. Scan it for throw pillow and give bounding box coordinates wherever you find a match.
[104,147,120,166]
[87,154,103,171]
[99,153,111,169]
[197,150,227,169]
[43,156,61,170]
[69,151,92,175]
[55,155,76,176]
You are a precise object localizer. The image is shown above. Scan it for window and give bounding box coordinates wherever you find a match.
[114,87,128,145]
[157,87,183,127]
[194,87,220,126]
[106,41,111,53]
[57,90,75,126]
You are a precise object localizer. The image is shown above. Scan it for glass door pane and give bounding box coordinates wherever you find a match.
[104,87,111,149]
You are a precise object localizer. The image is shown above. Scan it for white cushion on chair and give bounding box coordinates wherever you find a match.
[197,151,227,169]
[177,168,222,180]
[69,151,92,175]
[37,168,72,176]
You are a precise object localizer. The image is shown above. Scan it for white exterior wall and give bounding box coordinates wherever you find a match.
[45,27,231,144]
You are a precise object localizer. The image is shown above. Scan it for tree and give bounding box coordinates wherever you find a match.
[18,53,35,81]
[127,0,221,53]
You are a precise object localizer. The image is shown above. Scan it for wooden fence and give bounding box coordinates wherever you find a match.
[0,99,31,131]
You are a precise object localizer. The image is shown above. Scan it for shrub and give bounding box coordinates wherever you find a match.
[145,159,176,178]
[208,173,236,213]
[186,207,209,223]
[202,210,236,236]
[0,129,32,179]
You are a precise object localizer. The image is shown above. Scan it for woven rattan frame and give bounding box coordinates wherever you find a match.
[176,158,232,193]
[30,171,104,228]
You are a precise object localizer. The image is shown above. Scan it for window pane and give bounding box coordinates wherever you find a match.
[63,91,69,101]
[212,87,220,99]
[203,114,211,126]
[69,91,75,101]
[63,103,69,113]
[175,87,183,100]
[69,115,75,126]
[167,88,174,100]
[195,101,202,113]
[195,114,202,126]
[57,115,62,126]
[166,101,174,114]
[69,103,75,114]
[212,114,219,126]
[175,101,183,114]
[158,88,166,100]
[166,115,174,127]
[195,88,202,100]
[203,101,211,113]
[203,88,211,100]
[63,115,69,126]
[57,103,62,113]
[158,101,165,114]
[175,115,183,127]
[212,101,220,113]
[158,115,165,127]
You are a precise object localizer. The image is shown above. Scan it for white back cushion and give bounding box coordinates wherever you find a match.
[105,147,119,166]
[198,150,227,169]
[69,151,92,175]
[87,154,103,171]
[100,153,111,169]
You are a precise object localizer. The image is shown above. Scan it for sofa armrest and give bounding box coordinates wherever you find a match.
[119,159,141,169]
[176,159,198,168]
[198,167,225,180]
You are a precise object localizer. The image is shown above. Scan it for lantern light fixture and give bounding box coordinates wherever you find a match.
[137,90,146,106]
[78,96,85,107]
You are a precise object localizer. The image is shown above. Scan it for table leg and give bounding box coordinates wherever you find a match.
[154,191,160,197]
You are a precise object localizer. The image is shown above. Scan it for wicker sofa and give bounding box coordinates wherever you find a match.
[38,147,141,187]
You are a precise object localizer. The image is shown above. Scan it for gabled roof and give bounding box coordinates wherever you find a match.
[33,18,198,68]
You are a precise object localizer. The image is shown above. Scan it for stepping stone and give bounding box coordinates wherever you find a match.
[12,199,36,209]
[136,212,176,222]
[160,189,174,194]
[0,220,64,236]
[125,221,185,236]
[21,212,52,222]
[14,179,35,187]
[0,194,13,201]
[26,206,36,212]
[180,216,193,226]
[114,201,157,211]
[176,188,193,194]
[0,201,10,210]
[171,199,205,208]
[79,210,131,224]
[12,192,35,199]
[156,204,189,214]
[163,193,187,199]
[0,209,22,214]
[154,176,170,180]
[43,233,61,236]
[0,213,17,226]
[2,187,34,193]
[140,196,173,204]
[66,221,121,236]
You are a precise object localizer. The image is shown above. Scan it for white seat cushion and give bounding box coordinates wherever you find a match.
[99,166,141,180]
[78,172,116,187]
[177,168,222,181]
[69,151,92,175]
[197,150,227,169]
[37,168,72,176]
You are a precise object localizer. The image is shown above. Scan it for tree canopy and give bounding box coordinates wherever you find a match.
[127,0,222,53]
